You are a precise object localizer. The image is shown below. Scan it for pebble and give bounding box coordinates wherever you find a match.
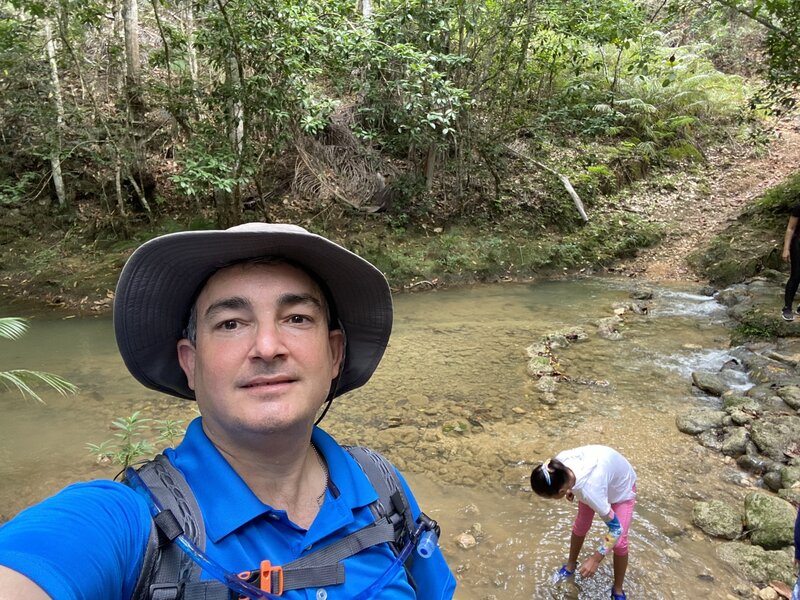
[757,588,778,600]
[455,532,477,549]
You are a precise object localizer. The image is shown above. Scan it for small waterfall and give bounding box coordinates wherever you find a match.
[648,290,727,319]
[659,348,753,393]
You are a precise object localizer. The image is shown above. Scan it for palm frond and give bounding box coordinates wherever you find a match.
[0,317,30,340]
[0,369,79,403]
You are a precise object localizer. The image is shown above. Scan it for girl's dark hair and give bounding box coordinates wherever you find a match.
[530,458,569,497]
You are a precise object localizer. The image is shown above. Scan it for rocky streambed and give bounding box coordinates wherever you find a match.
[328,277,800,599]
[676,276,800,598]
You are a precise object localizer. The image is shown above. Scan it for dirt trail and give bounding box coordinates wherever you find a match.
[615,116,800,281]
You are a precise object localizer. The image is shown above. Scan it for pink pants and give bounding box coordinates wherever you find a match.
[572,487,636,556]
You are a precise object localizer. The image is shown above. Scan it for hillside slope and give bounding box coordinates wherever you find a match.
[613,116,800,281]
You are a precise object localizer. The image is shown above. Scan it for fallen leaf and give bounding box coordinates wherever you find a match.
[769,581,791,599]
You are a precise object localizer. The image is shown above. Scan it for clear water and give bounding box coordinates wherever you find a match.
[0,278,758,598]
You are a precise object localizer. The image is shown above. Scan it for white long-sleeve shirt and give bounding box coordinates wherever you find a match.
[556,445,637,516]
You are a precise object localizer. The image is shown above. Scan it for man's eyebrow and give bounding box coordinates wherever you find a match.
[203,297,251,319]
[278,292,322,310]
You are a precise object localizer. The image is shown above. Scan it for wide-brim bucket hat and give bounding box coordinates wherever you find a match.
[113,222,393,400]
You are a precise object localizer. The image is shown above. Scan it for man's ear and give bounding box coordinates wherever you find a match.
[177,339,197,391]
[328,329,345,379]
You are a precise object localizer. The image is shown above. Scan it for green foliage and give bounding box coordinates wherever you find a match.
[353,212,664,286]
[346,2,470,156]
[86,411,186,470]
[670,0,800,112]
[752,171,800,213]
[731,308,789,344]
[0,0,776,241]
[760,0,800,111]
[170,147,254,198]
[546,39,748,150]
[0,317,78,403]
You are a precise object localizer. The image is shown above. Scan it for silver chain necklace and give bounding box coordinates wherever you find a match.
[311,444,329,506]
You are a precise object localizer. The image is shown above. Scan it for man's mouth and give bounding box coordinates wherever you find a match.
[240,375,295,388]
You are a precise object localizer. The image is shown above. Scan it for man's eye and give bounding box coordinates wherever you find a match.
[288,315,310,324]
[221,320,238,330]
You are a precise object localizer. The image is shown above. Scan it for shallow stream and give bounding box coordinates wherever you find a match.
[0,277,762,598]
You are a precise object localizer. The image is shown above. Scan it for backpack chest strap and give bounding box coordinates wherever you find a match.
[232,518,397,595]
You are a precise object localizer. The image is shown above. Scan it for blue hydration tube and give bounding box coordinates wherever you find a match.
[352,519,439,600]
[125,467,282,600]
[126,466,439,600]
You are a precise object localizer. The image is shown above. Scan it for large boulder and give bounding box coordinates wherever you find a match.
[691,371,729,397]
[692,500,742,539]
[744,492,796,550]
[778,487,800,506]
[721,426,750,457]
[676,409,727,435]
[723,394,760,412]
[776,385,800,410]
[716,542,794,585]
[746,358,797,385]
[737,454,775,475]
[780,465,800,490]
[750,415,800,462]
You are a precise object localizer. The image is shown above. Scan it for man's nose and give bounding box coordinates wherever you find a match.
[249,322,288,360]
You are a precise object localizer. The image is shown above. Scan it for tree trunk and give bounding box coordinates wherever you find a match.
[122,0,153,217]
[123,0,140,92]
[111,0,125,99]
[358,0,372,18]
[44,18,66,207]
[214,54,244,228]
[184,1,199,119]
[424,145,436,192]
[115,159,127,217]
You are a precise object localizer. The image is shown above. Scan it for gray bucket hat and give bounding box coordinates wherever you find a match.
[113,223,393,400]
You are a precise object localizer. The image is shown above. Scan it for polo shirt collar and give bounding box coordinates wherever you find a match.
[167,418,380,544]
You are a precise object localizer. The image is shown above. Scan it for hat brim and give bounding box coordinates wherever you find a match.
[113,223,393,400]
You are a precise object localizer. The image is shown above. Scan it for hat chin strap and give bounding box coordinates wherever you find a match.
[314,321,346,426]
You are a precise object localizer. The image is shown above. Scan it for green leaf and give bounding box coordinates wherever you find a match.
[0,317,29,340]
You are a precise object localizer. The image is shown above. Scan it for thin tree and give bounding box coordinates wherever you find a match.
[44,17,66,208]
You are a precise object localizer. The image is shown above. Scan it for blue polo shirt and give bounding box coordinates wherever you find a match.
[0,418,456,599]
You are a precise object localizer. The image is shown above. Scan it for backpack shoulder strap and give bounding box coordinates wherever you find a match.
[127,455,210,600]
[127,447,420,599]
[344,446,416,548]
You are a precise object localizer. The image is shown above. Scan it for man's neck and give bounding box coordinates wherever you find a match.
[204,424,327,529]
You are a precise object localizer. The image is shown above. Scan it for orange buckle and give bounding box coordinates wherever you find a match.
[260,560,284,596]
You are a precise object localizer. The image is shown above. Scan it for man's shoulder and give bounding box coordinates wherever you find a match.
[2,477,152,540]
[0,478,153,600]
[28,478,148,514]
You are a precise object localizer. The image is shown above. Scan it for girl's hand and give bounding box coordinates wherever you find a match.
[578,553,603,578]
[783,248,791,262]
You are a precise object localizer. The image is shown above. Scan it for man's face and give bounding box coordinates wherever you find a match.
[177,262,344,441]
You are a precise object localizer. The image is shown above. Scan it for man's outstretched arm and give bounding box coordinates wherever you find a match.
[0,565,50,599]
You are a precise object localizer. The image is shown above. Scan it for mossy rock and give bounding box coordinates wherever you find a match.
[692,500,742,539]
[716,542,795,585]
[744,491,796,550]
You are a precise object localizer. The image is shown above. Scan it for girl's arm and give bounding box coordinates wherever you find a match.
[598,510,623,556]
[782,216,798,261]
[577,510,623,578]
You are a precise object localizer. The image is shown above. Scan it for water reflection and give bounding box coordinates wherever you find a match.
[0,278,756,598]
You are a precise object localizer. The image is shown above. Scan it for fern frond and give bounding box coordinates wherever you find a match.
[0,317,29,340]
[0,369,79,403]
